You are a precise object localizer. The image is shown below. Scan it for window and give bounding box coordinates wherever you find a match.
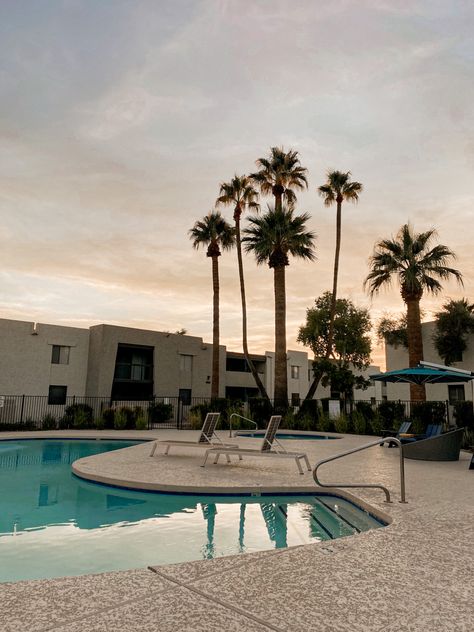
[179,388,192,405]
[290,365,300,380]
[180,354,193,372]
[448,385,465,404]
[48,385,67,405]
[51,345,70,365]
[291,393,300,406]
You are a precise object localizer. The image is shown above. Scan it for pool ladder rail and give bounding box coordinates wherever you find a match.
[313,437,407,504]
[228,413,259,438]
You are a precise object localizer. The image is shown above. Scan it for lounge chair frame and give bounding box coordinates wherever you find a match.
[201,415,312,475]
[149,412,238,459]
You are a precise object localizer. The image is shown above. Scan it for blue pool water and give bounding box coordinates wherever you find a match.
[0,439,384,582]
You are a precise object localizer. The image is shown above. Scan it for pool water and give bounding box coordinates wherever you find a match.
[0,439,384,582]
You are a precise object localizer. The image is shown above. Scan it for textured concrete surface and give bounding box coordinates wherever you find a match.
[1,429,473,631]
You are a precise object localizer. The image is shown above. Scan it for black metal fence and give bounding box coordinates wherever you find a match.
[0,394,459,432]
[0,395,210,430]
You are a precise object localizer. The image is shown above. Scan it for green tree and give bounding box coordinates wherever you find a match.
[243,206,316,408]
[298,292,372,400]
[365,224,462,401]
[250,146,308,212]
[376,314,408,348]
[189,211,235,398]
[305,170,363,400]
[434,298,474,365]
[216,174,269,399]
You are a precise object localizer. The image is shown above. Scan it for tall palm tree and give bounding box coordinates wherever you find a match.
[251,146,308,212]
[189,211,235,399]
[243,205,316,408]
[216,175,269,399]
[365,224,462,401]
[305,170,363,401]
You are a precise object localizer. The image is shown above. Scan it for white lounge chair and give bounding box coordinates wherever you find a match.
[149,412,238,458]
[201,415,312,475]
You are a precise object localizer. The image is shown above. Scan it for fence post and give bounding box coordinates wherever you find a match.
[445,400,450,426]
[177,399,182,430]
[20,395,25,424]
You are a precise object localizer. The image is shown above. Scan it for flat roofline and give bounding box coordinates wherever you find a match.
[226,351,266,362]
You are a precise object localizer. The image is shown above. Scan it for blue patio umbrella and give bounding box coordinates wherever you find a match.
[370,362,474,385]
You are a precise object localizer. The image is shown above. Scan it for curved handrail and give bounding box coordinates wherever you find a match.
[229,413,258,438]
[312,437,407,504]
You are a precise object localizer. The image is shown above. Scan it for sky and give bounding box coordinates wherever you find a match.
[1,0,473,368]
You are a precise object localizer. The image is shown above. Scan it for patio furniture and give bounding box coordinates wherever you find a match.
[403,427,465,461]
[400,424,443,444]
[149,412,238,458]
[381,421,411,447]
[200,415,312,475]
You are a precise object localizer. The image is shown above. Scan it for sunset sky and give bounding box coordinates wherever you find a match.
[1,0,473,368]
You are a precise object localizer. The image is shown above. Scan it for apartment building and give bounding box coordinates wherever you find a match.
[384,320,474,404]
[0,318,380,404]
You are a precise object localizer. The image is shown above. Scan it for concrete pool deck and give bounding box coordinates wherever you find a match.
[1,429,473,631]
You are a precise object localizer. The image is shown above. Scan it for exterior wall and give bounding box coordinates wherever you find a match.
[86,325,221,399]
[0,318,89,396]
[0,317,383,403]
[385,321,474,402]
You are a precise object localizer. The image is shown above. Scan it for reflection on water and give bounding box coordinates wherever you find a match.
[0,440,382,583]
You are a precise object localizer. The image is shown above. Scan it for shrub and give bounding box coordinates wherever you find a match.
[64,403,94,429]
[377,401,406,428]
[334,414,348,434]
[118,406,135,429]
[114,409,127,430]
[411,401,446,433]
[248,398,274,428]
[94,416,105,430]
[352,410,367,435]
[73,409,90,429]
[101,408,115,429]
[148,402,173,424]
[354,401,374,421]
[41,414,57,430]
[453,401,474,430]
[370,411,383,436]
[0,421,37,431]
[135,410,148,430]
[317,412,331,433]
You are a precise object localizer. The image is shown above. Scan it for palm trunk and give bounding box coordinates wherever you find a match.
[405,297,426,401]
[304,199,342,401]
[274,265,288,410]
[211,255,220,399]
[235,213,269,400]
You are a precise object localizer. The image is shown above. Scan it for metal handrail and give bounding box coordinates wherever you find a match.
[229,413,258,438]
[312,437,407,504]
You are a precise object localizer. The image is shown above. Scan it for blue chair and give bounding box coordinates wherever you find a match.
[400,424,443,444]
[381,421,411,447]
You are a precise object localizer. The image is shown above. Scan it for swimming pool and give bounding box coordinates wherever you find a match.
[0,439,384,582]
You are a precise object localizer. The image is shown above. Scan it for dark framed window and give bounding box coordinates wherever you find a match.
[290,366,300,380]
[48,385,67,405]
[291,393,300,406]
[51,345,70,365]
[179,389,192,405]
[448,385,465,404]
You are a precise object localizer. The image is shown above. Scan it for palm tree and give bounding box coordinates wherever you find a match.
[365,224,463,401]
[189,211,235,399]
[305,170,363,401]
[216,175,269,399]
[251,146,308,212]
[243,205,316,408]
